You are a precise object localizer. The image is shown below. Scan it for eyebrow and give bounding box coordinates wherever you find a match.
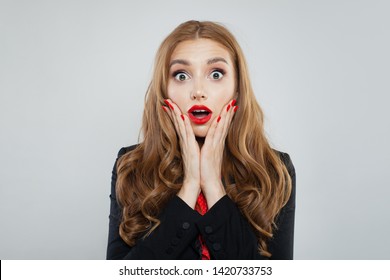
[169,57,229,68]
[169,59,190,68]
[207,57,228,65]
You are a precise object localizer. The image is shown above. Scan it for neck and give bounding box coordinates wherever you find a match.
[196,137,205,148]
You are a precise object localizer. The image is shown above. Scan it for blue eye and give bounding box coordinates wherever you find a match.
[210,70,224,80]
[174,72,190,81]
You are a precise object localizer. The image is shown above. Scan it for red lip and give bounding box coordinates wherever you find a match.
[187,105,213,125]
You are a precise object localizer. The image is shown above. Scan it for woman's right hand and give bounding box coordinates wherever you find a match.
[163,99,201,209]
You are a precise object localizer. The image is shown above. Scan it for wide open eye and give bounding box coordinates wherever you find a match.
[210,70,224,80]
[174,72,190,81]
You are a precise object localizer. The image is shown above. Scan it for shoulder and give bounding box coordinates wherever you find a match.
[273,149,296,210]
[117,144,139,159]
[273,149,295,178]
[273,149,296,204]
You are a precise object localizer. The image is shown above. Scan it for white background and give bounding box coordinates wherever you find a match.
[1,0,389,259]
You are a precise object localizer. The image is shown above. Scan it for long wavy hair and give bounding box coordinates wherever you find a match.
[116,20,292,257]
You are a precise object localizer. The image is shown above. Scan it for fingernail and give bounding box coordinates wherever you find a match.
[217,116,221,123]
[234,106,238,112]
[181,114,185,121]
[162,106,168,112]
[164,100,174,111]
[231,99,236,106]
[226,105,231,112]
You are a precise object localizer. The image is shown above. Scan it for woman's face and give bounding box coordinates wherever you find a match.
[167,39,236,137]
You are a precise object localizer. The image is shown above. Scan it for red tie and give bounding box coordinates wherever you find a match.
[195,192,211,260]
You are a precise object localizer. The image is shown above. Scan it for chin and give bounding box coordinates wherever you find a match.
[192,125,210,138]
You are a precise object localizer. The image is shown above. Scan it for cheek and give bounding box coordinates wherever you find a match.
[209,83,235,110]
[167,83,188,110]
[167,82,180,100]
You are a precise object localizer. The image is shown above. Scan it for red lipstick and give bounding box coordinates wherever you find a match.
[187,105,213,125]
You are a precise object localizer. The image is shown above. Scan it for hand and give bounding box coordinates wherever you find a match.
[200,99,237,207]
[163,99,201,208]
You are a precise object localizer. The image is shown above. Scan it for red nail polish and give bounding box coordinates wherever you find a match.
[181,114,185,121]
[234,106,238,112]
[164,100,174,110]
[217,116,221,123]
[231,99,236,106]
[162,106,168,112]
[226,105,231,112]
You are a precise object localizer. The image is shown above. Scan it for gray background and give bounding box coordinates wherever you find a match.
[1,0,389,259]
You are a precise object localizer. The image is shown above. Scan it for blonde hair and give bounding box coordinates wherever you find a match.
[116,20,292,257]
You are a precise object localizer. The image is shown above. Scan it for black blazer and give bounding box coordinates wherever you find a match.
[106,145,296,260]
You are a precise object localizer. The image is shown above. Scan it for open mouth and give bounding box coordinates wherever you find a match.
[187,105,213,125]
[191,110,210,118]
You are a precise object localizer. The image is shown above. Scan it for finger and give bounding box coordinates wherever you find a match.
[222,100,237,139]
[165,99,198,150]
[223,99,238,135]
[164,99,186,142]
[220,100,234,138]
[162,104,178,134]
[165,99,186,132]
[162,104,177,132]
[210,99,236,146]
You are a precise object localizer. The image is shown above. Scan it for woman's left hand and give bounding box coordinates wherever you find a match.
[200,99,237,207]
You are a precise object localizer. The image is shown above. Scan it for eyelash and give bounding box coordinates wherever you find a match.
[210,68,226,79]
[172,70,189,79]
[172,68,226,81]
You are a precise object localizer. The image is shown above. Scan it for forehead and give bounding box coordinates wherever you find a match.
[170,39,232,63]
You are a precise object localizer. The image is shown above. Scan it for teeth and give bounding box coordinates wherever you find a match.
[193,110,208,113]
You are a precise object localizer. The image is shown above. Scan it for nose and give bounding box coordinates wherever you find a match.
[190,84,207,100]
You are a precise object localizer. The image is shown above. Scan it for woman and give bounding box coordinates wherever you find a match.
[107,20,296,260]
